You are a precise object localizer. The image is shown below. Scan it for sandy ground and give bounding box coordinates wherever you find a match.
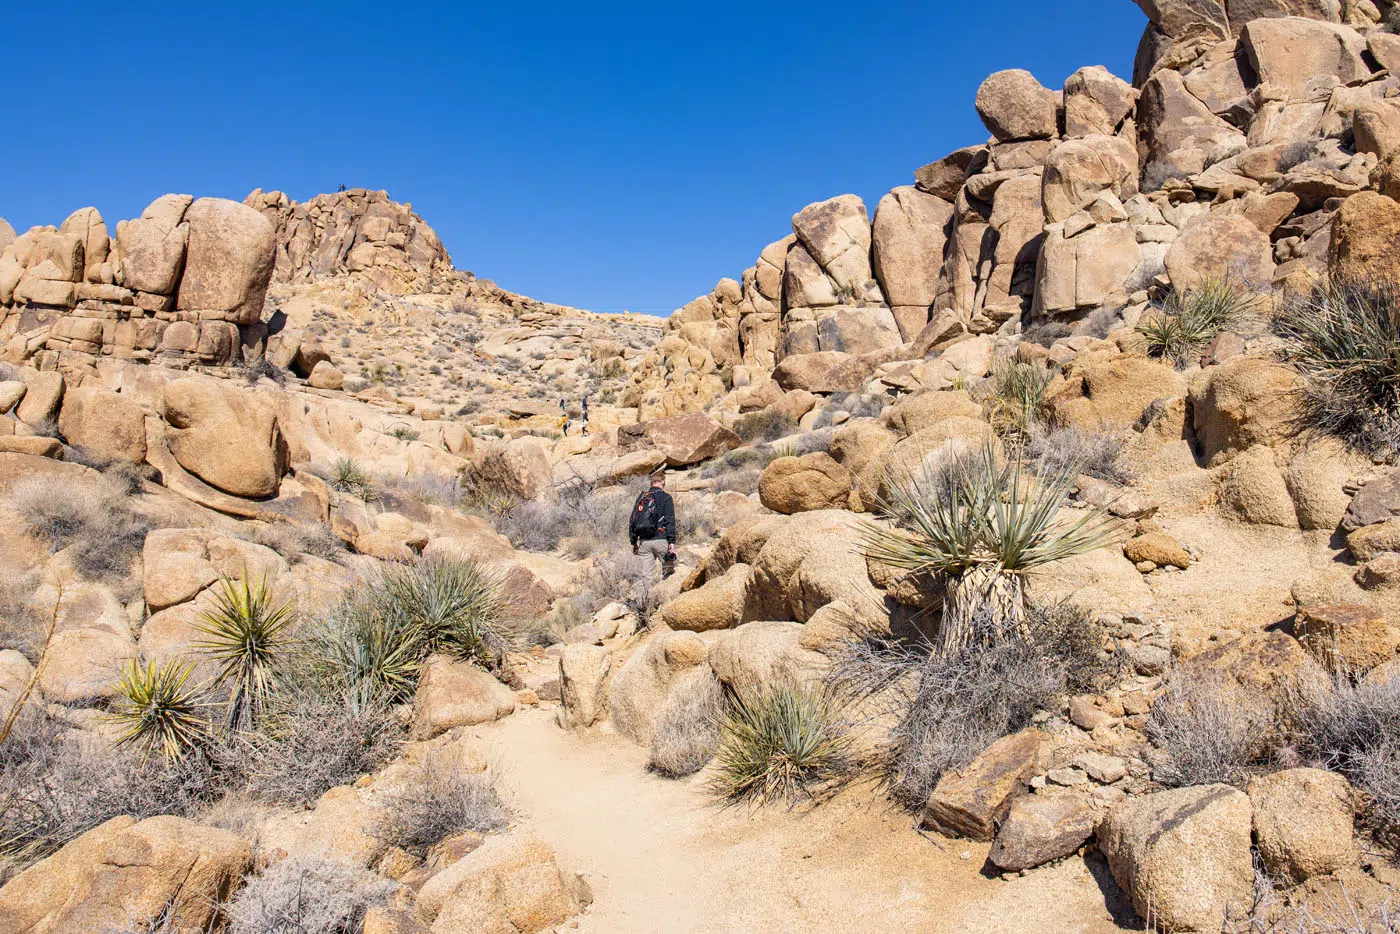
[475,708,1138,934]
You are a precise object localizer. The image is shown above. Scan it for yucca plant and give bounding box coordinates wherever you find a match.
[329,457,376,502]
[1137,277,1254,368]
[108,658,211,761]
[310,596,424,706]
[866,442,1121,656]
[710,683,851,805]
[982,358,1053,437]
[1276,275,1400,460]
[381,555,507,669]
[195,573,297,730]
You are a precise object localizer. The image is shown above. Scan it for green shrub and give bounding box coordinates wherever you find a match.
[1137,277,1253,368]
[388,424,420,442]
[981,358,1053,436]
[866,443,1120,657]
[1276,276,1400,459]
[710,683,852,805]
[327,457,376,502]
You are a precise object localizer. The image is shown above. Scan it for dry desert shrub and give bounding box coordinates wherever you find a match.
[1294,669,1400,843]
[576,552,658,619]
[225,857,395,934]
[648,667,726,778]
[370,754,507,851]
[1022,423,1130,485]
[1145,675,1274,788]
[10,474,152,580]
[249,521,344,562]
[1138,276,1254,369]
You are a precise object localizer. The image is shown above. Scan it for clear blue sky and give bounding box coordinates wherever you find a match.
[4,1,1146,316]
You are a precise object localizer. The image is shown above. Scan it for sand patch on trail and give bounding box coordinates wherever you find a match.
[475,707,1134,933]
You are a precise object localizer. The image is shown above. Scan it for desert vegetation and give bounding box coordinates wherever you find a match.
[1137,277,1254,368]
[710,682,853,805]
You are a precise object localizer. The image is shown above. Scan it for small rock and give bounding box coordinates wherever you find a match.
[1074,752,1128,784]
[1122,642,1170,676]
[1047,768,1089,787]
[1068,696,1114,731]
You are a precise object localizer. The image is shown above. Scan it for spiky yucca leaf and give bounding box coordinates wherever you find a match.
[710,683,851,805]
[310,598,424,706]
[983,358,1053,436]
[194,572,297,729]
[108,658,211,761]
[329,457,376,502]
[381,555,507,668]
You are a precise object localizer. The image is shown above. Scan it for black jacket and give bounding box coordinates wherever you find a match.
[630,488,677,545]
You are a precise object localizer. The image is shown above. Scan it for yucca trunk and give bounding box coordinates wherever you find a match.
[935,565,1026,657]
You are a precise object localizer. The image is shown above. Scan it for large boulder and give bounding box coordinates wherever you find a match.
[1247,768,1356,884]
[175,197,276,323]
[871,187,954,340]
[115,194,192,295]
[661,563,749,633]
[38,628,135,704]
[1138,69,1245,190]
[1329,191,1400,283]
[1063,65,1136,138]
[161,377,286,498]
[1164,215,1274,291]
[758,452,853,514]
[773,351,874,393]
[59,206,110,282]
[469,437,552,502]
[915,146,984,200]
[1044,350,1186,429]
[607,629,709,744]
[413,834,590,933]
[1042,136,1139,224]
[975,69,1059,141]
[0,815,251,934]
[1098,785,1254,934]
[616,413,740,467]
[15,371,64,427]
[558,643,611,729]
[881,389,983,438]
[57,387,147,464]
[1294,604,1400,675]
[923,729,1051,842]
[790,195,873,294]
[1188,356,1301,465]
[829,420,898,511]
[741,510,886,631]
[707,620,826,704]
[1241,17,1369,99]
[411,655,516,739]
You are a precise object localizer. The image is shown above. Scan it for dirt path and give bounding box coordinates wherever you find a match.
[476,708,1136,934]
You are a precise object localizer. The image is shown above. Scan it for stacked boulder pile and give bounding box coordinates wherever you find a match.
[628,0,1400,419]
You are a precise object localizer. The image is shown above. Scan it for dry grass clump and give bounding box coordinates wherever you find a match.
[981,358,1053,437]
[10,475,152,580]
[0,715,218,880]
[829,603,1075,809]
[225,857,396,934]
[249,522,344,561]
[1145,675,1274,788]
[649,668,726,778]
[1276,275,1400,460]
[710,682,852,805]
[1294,670,1400,843]
[370,755,507,851]
[1137,277,1253,368]
[576,552,659,618]
[0,576,45,663]
[734,409,800,444]
[1023,423,1130,485]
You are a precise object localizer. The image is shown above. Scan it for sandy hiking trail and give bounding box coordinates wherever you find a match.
[476,708,1136,933]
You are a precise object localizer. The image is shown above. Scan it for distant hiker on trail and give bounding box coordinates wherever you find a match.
[558,398,570,436]
[629,471,677,577]
[581,396,590,436]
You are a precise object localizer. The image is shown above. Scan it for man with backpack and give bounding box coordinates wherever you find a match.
[629,471,677,576]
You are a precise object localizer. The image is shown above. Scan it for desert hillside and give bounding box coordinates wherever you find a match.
[4,1,1400,932]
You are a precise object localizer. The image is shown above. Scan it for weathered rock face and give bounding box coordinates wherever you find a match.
[116,194,192,295]
[871,187,954,340]
[923,730,1051,842]
[1098,785,1255,934]
[1189,356,1300,465]
[773,351,873,393]
[989,793,1098,872]
[791,195,875,296]
[175,198,276,324]
[245,187,451,290]
[1241,17,1368,99]
[1330,191,1400,283]
[1064,65,1136,138]
[0,816,252,934]
[161,377,287,498]
[1247,768,1356,884]
[1164,214,1274,290]
[758,453,853,514]
[661,562,750,633]
[616,413,740,467]
[975,70,1059,142]
[608,630,710,744]
[1138,69,1245,190]
[57,386,147,464]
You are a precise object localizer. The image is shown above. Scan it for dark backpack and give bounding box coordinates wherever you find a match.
[629,490,660,540]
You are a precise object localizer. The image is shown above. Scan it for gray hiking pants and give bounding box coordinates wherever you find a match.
[636,538,671,575]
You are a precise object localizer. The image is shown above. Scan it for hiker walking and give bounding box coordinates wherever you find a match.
[580,396,590,436]
[558,398,570,436]
[629,471,677,577]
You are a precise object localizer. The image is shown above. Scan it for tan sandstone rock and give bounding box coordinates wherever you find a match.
[412,655,516,739]
[162,377,287,498]
[1248,768,1356,884]
[758,453,853,514]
